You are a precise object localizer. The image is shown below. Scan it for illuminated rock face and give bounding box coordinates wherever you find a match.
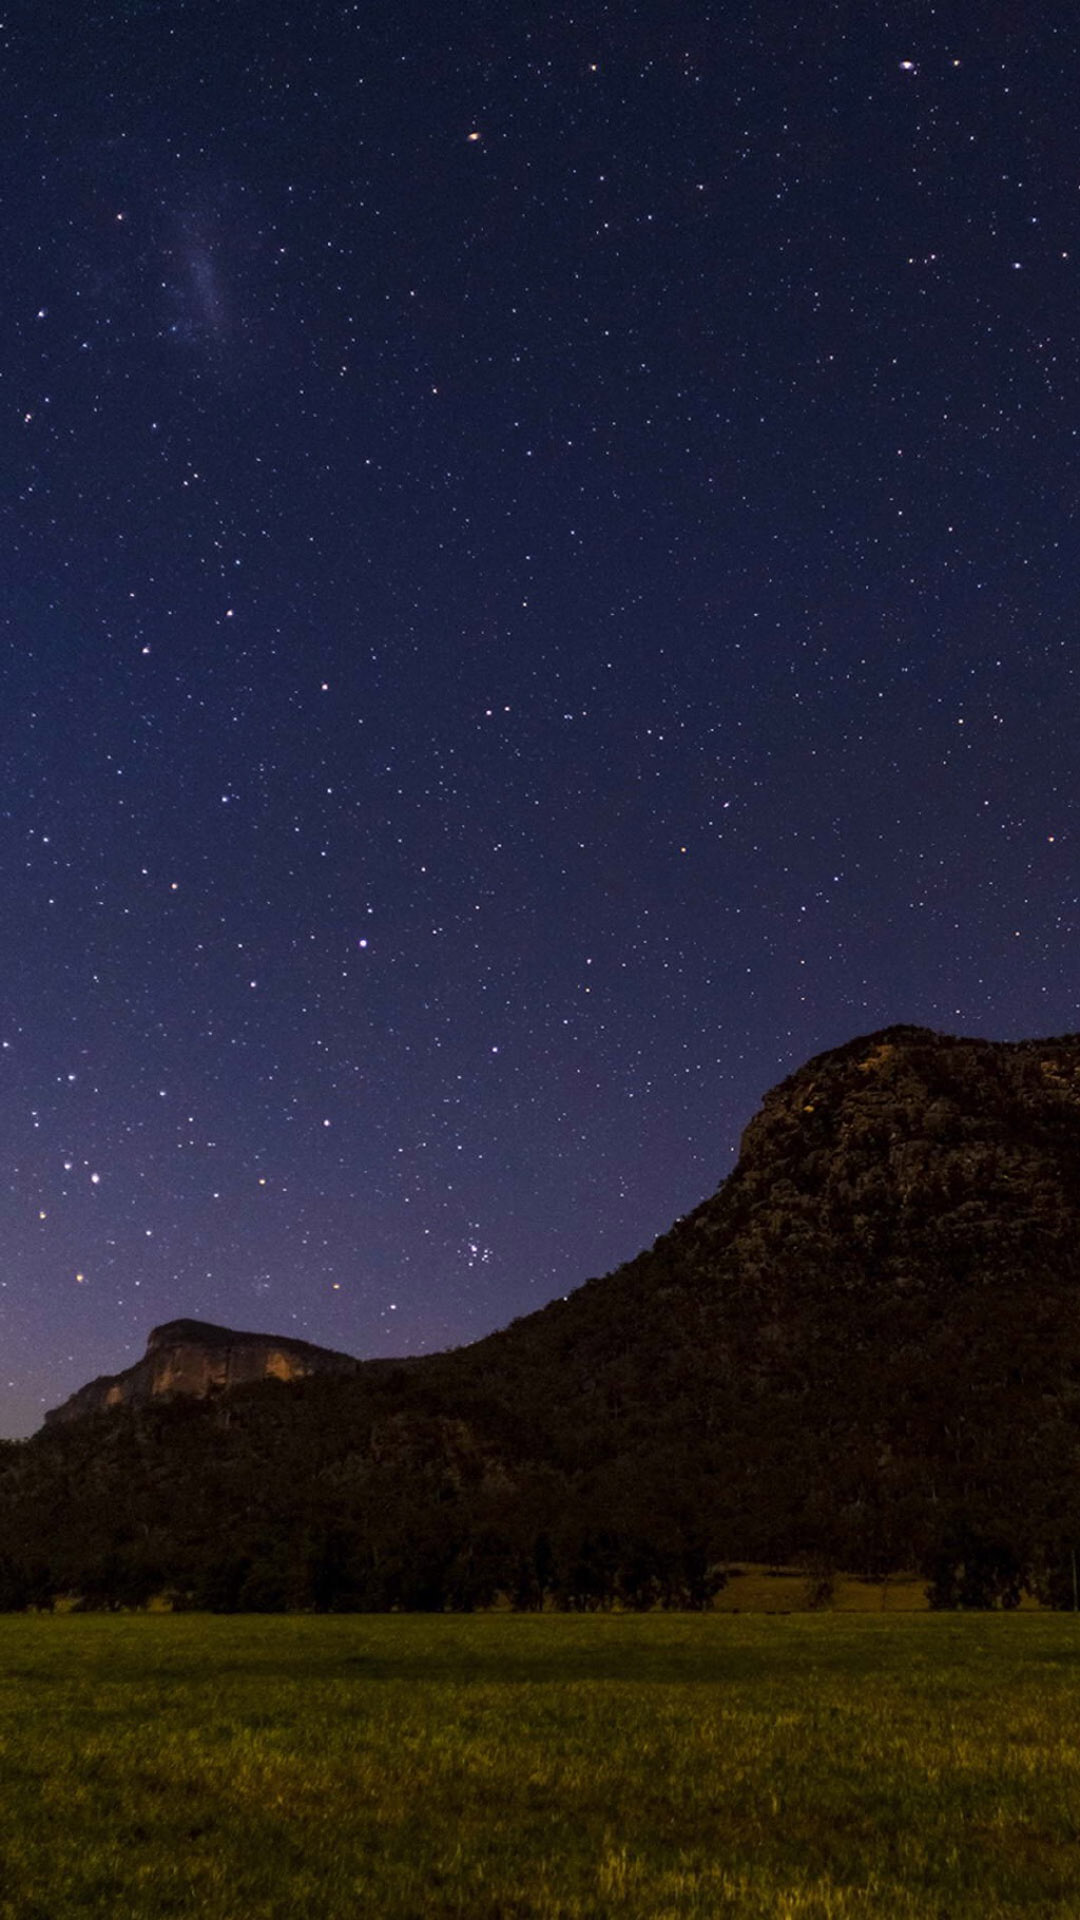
[44,1318,358,1425]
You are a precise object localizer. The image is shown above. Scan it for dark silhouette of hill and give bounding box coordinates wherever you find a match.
[5,1024,1080,1610]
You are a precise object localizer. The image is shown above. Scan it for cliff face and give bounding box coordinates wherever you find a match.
[44,1318,359,1425]
[683,1022,1080,1340]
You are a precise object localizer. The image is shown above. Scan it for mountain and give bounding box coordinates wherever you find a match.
[44,1319,359,1426]
[6,1023,1080,1610]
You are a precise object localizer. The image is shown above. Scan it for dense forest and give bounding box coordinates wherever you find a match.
[5,1025,1080,1611]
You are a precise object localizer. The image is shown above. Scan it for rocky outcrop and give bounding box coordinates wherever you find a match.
[44,1318,358,1425]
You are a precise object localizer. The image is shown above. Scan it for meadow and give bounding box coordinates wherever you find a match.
[0,1612,1078,1917]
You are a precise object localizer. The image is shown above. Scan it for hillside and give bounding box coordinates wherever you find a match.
[5,1024,1080,1610]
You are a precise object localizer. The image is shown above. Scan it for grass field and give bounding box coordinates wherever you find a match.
[1,1614,1079,1917]
[714,1567,935,1611]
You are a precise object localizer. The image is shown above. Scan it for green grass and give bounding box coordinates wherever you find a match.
[1,1614,1079,1916]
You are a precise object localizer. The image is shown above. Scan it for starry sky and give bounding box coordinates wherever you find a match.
[4,0,1078,1434]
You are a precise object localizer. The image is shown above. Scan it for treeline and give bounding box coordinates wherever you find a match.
[0,1380,731,1614]
[0,1527,725,1615]
[4,1519,1080,1613]
[1,1375,1079,1611]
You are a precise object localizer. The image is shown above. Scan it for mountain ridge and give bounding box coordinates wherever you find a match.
[9,1021,1080,1610]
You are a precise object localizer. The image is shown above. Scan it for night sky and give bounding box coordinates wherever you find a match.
[4,1,1078,1435]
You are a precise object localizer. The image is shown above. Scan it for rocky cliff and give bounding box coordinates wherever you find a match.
[44,1318,359,1425]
